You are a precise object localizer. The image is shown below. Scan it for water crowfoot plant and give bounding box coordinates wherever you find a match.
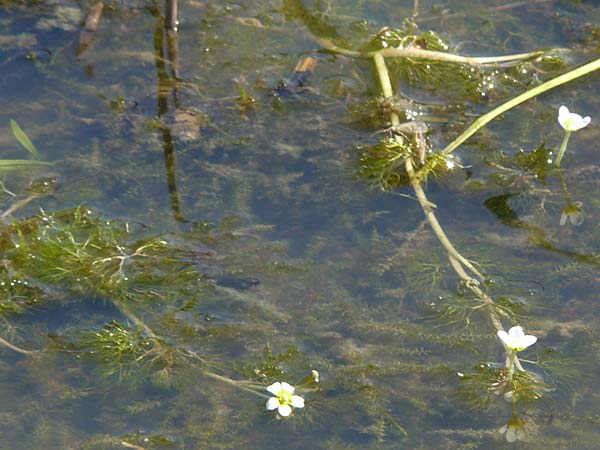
[555,106,591,166]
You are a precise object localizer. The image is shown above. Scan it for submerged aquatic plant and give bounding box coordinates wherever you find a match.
[80,321,154,382]
[555,106,591,166]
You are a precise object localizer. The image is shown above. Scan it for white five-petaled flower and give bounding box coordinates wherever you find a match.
[497,326,537,352]
[266,381,305,417]
[558,105,591,132]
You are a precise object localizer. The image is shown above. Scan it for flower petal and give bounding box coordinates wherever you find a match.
[558,106,591,131]
[508,326,525,339]
[280,382,295,393]
[497,330,510,346]
[558,106,569,129]
[506,426,518,443]
[266,397,280,411]
[521,335,537,349]
[278,404,292,417]
[290,395,305,408]
[267,382,282,396]
[570,212,584,226]
[560,213,567,226]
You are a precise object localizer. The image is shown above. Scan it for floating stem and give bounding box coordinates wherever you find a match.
[321,38,543,66]
[442,57,600,155]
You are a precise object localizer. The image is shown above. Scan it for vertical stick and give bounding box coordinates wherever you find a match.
[165,0,178,31]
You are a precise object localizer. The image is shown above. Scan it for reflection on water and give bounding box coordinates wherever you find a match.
[1,1,600,448]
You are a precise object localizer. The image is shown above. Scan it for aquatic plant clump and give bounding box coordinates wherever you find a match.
[80,321,154,380]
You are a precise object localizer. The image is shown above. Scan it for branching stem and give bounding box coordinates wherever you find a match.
[321,37,542,67]
[115,300,268,398]
[372,50,504,334]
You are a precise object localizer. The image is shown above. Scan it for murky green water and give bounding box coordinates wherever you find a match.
[1,1,600,448]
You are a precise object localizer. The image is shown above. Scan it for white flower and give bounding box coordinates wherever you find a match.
[558,105,591,132]
[265,381,305,417]
[560,201,584,226]
[499,415,527,443]
[311,369,320,383]
[497,326,537,352]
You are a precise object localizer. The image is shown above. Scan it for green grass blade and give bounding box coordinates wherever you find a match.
[10,119,42,160]
[0,159,53,170]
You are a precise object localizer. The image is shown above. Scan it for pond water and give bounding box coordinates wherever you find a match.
[1,0,600,448]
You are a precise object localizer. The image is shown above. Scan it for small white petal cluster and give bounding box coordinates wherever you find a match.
[560,201,584,227]
[311,369,320,383]
[265,381,305,417]
[558,105,591,132]
[497,326,537,352]
[499,417,527,443]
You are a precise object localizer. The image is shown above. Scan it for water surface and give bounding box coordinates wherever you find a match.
[1,1,600,449]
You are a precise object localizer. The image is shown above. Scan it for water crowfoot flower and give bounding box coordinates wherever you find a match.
[560,201,584,226]
[499,414,527,443]
[310,369,319,384]
[555,105,591,166]
[558,106,591,132]
[266,381,305,417]
[497,326,537,352]
[498,326,537,379]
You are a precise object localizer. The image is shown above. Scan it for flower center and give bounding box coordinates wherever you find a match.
[277,390,293,406]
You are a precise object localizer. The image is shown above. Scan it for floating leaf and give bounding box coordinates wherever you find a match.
[10,119,42,160]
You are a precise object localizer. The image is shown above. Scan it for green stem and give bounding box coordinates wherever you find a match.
[320,36,542,66]
[116,301,268,398]
[201,369,269,398]
[406,159,485,283]
[373,52,399,126]
[506,351,517,381]
[555,131,571,167]
[372,52,504,334]
[442,57,600,155]
[557,167,571,201]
